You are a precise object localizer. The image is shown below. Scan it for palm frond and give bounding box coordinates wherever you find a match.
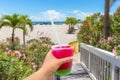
[19,15,33,31]
[2,15,12,22]
[1,21,12,27]
[26,20,33,31]
[110,0,118,7]
[0,20,3,29]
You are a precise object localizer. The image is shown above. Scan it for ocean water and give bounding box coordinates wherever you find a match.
[32,21,64,25]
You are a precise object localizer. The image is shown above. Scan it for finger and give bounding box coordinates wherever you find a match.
[59,57,73,65]
[46,50,53,57]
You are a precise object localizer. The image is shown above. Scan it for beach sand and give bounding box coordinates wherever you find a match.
[0,24,79,44]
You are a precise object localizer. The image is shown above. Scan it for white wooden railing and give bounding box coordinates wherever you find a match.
[80,43,120,80]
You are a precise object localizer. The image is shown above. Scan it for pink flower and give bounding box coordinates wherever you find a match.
[41,44,48,47]
[32,62,37,69]
[14,51,22,58]
[112,49,117,54]
[5,48,11,54]
[100,38,106,42]
[107,36,112,41]
[33,64,37,69]
[112,46,117,54]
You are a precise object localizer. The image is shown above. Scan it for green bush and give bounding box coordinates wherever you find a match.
[77,12,120,56]
[77,25,91,44]
[0,51,34,80]
[97,35,120,52]
[111,14,120,34]
[0,37,21,51]
[77,13,104,46]
[116,48,120,56]
[22,38,52,69]
[0,36,53,79]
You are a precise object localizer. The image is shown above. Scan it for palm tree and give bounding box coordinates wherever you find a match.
[104,0,118,39]
[19,15,33,45]
[0,14,20,42]
[65,17,78,33]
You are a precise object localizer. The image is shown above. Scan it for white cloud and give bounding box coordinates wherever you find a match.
[41,10,66,21]
[72,10,80,13]
[30,10,94,21]
[72,10,93,20]
[30,10,66,21]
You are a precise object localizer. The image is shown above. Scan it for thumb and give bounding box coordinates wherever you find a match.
[58,57,73,65]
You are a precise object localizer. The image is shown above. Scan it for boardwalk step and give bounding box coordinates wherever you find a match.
[60,63,91,80]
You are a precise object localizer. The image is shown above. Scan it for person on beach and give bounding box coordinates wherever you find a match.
[24,50,72,80]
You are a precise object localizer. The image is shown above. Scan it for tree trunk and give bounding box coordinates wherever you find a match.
[23,33,26,46]
[12,28,15,42]
[68,24,71,33]
[104,0,110,39]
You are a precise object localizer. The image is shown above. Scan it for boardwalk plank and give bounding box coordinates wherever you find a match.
[60,54,91,80]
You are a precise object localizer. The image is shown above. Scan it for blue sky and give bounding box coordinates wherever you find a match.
[0,0,120,21]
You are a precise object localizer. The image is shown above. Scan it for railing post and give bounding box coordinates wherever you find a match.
[119,69,120,80]
[80,47,82,62]
[88,52,90,71]
[80,43,120,80]
[111,65,115,80]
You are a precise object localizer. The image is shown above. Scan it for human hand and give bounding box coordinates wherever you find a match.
[42,50,72,72]
[24,50,73,80]
[40,50,73,79]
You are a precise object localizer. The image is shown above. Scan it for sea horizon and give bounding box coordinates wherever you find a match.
[32,21,65,25]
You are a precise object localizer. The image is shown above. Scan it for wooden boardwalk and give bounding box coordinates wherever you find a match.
[60,53,91,80]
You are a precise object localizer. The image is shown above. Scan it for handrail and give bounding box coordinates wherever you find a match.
[80,43,120,80]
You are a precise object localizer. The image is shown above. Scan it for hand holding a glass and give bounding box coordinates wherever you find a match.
[24,49,73,80]
[52,45,74,75]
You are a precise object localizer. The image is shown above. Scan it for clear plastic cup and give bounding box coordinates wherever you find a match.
[52,44,74,75]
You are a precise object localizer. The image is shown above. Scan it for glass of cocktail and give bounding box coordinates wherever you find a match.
[52,44,74,76]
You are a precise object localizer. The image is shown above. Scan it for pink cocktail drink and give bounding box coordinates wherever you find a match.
[52,45,74,75]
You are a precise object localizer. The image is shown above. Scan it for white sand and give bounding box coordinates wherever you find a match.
[0,24,79,44]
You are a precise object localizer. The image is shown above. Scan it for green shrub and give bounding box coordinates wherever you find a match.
[21,38,53,70]
[77,12,120,56]
[0,37,21,51]
[111,14,120,34]
[0,51,34,80]
[77,13,104,46]
[0,36,53,79]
